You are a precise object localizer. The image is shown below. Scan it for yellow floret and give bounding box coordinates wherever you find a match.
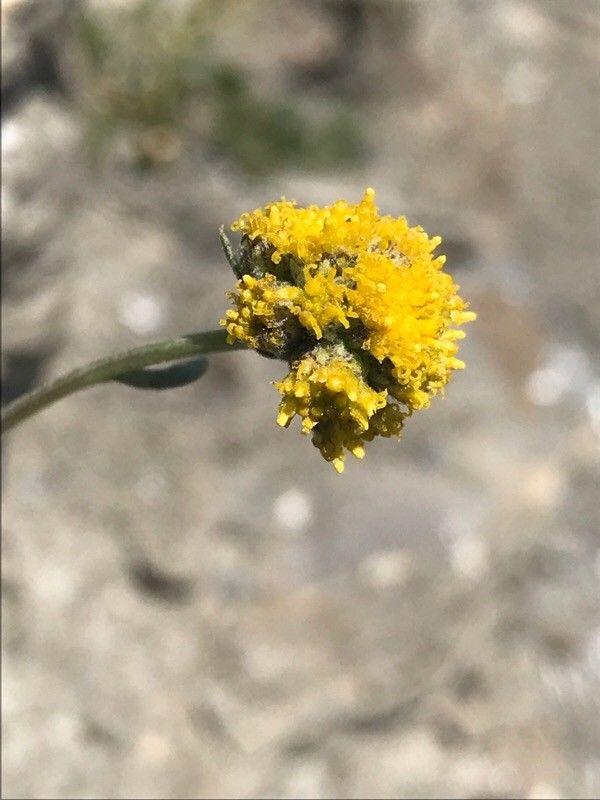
[232,187,379,265]
[275,354,403,472]
[221,189,476,471]
[344,250,471,410]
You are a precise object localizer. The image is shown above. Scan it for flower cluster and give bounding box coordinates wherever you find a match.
[221,189,475,472]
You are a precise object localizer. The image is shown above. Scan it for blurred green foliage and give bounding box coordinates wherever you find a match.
[72,0,364,174]
[209,64,363,175]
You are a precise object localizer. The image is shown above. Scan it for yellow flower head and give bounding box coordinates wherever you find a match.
[220,189,476,471]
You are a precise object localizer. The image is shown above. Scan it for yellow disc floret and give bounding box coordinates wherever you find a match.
[274,351,392,473]
[220,188,476,471]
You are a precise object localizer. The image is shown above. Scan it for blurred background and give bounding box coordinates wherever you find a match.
[2,0,599,797]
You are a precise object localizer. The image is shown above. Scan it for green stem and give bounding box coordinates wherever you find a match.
[1,329,243,434]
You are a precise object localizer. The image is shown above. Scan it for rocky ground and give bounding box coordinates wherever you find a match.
[2,1,600,798]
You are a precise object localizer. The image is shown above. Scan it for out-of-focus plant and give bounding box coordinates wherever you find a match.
[71,0,220,166]
[209,65,363,175]
[71,0,364,172]
[3,190,475,473]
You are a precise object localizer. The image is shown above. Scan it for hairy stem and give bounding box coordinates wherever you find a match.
[2,329,243,434]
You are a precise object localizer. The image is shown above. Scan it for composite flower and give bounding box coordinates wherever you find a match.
[220,188,476,472]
